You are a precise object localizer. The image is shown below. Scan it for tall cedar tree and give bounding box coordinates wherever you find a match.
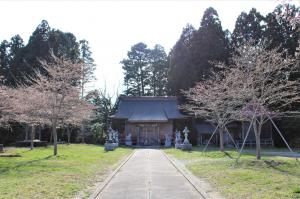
[231,8,265,47]
[0,40,10,84]
[191,7,230,80]
[264,4,299,56]
[79,40,96,98]
[168,7,230,95]
[168,24,195,95]
[2,20,82,86]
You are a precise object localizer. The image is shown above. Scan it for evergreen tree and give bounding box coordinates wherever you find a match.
[149,44,168,96]
[0,40,10,84]
[191,7,230,79]
[7,20,52,86]
[167,24,195,95]
[79,40,96,98]
[6,20,82,86]
[48,30,80,62]
[9,35,24,60]
[168,8,230,95]
[121,42,151,96]
[264,4,299,56]
[232,8,265,47]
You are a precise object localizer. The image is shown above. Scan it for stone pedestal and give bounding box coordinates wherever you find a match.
[175,143,182,149]
[181,143,192,151]
[165,140,172,147]
[104,142,116,151]
[125,140,132,146]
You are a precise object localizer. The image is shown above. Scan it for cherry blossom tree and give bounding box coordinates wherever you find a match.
[15,55,94,155]
[184,42,299,159]
[183,65,248,152]
[10,86,48,149]
[235,43,298,159]
[0,82,14,125]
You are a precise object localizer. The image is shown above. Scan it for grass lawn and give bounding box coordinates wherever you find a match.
[165,147,300,199]
[0,144,132,199]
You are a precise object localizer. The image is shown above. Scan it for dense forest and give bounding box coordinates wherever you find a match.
[121,5,299,97]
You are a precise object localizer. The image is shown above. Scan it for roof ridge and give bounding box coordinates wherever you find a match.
[119,96,177,101]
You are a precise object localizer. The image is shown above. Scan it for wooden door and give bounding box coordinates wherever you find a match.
[138,124,159,146]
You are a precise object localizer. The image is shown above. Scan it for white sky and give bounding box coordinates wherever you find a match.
[0,0,299,96]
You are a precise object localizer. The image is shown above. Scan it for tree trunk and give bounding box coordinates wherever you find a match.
[253,119,262,160]
[219,126,224,152]
[140,66,145,96]
[81,123,85,143]
[30,125,35,150]
[67,127,71,144]
[49,130,53,144]
[38,125,42,140]
[52,123,58,156]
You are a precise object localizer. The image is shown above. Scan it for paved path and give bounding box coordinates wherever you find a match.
[96,149,203,199]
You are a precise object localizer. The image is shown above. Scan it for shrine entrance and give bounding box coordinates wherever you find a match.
[137,124,159,146]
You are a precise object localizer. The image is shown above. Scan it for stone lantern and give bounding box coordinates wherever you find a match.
[181,126,192,151]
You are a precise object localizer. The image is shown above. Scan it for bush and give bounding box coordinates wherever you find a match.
[91,123,106,144]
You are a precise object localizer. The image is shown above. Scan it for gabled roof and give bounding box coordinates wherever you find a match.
[110,96,185,122]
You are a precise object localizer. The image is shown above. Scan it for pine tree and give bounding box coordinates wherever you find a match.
[149,44,168,96]
[79,40,96,98]
[121,42,151,96]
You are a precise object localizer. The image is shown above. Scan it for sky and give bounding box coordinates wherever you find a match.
[0,0,299,96]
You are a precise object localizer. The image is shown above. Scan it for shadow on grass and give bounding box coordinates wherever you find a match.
[263,160,300,177]
[224,151,234,159]
[0,155,52,175]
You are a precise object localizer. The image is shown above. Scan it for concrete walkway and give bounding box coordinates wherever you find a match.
[95,149,204,199]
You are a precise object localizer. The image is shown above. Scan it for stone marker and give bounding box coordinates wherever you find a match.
[175,130,182,149]
[164,133,172,147]
[125,133,132,146]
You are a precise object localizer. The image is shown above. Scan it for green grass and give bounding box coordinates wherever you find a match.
[165,148,300,199]
[0,144,132,199]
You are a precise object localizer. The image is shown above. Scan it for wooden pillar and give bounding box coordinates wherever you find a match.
[157,124,160,144]
[146,125,148,145]
[136,125,140,146]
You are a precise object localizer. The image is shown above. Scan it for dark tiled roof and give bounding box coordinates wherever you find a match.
[111,96,185,122]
